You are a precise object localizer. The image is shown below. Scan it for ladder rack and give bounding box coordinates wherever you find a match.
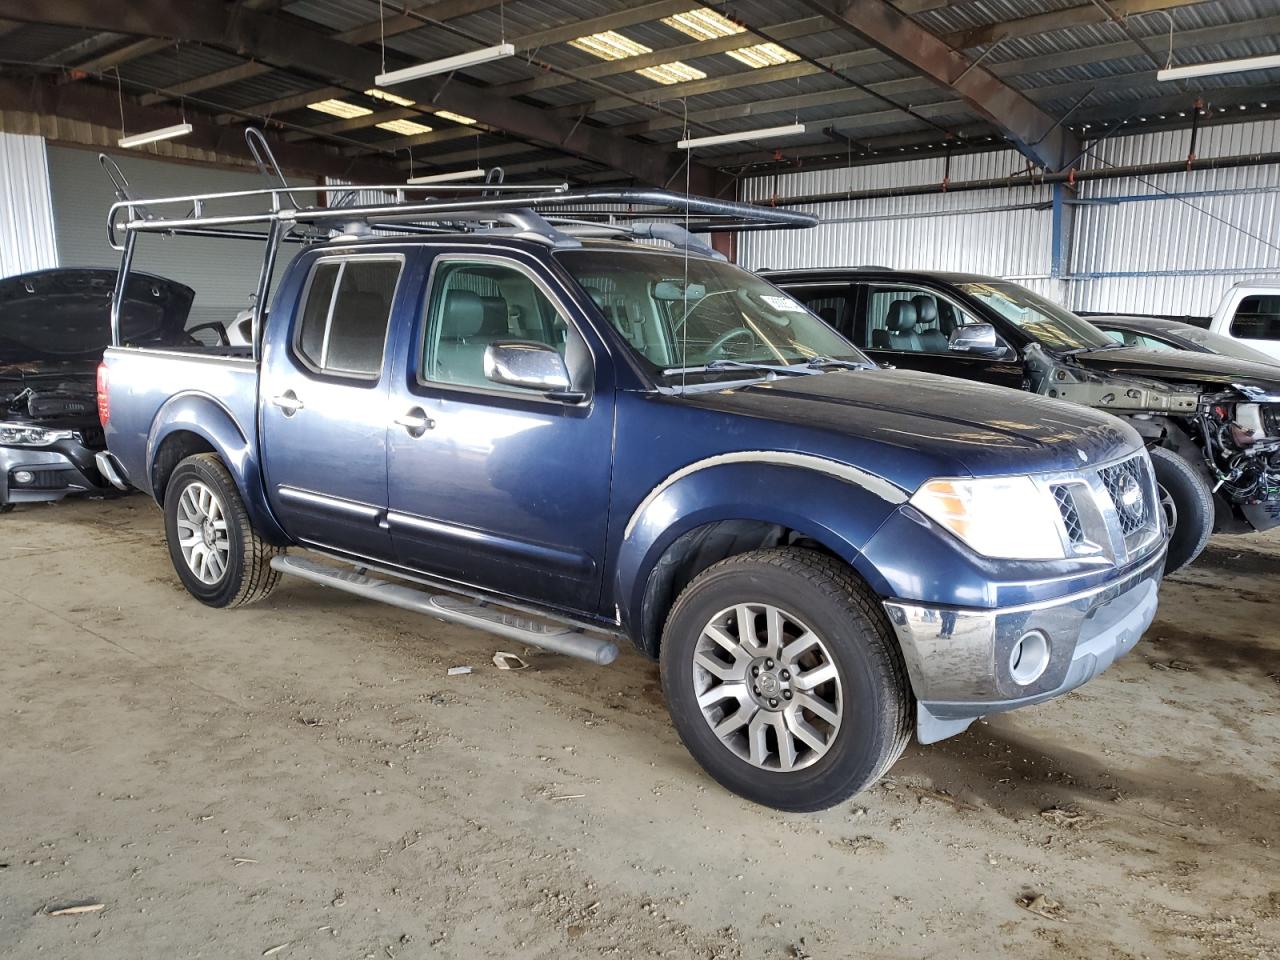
[104,128,818,353]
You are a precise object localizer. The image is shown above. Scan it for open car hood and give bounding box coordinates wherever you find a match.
[0,268,194,363]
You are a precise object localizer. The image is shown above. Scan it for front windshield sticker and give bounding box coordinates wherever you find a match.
[760,294,806,314]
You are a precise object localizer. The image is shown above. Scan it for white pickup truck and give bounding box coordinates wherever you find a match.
[1208,281,1280,362]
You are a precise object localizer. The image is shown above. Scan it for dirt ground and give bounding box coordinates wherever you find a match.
[1,496,1278,960]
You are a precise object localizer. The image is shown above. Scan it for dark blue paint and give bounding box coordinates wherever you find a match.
[106,235,1151,653]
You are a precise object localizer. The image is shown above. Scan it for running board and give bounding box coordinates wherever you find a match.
[270,555,619,665]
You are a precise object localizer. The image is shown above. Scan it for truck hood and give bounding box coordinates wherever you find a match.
[1069,346,1280,397]
[0,268,194,363]
[682,368,1140,487]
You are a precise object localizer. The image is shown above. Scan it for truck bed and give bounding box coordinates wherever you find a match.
[103,345,260,497]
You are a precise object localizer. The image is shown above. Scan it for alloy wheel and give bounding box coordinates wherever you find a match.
[691,603,843,772]
[175,480,230,585]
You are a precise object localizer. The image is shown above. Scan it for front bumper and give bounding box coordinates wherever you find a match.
[883,546,1165,743]
[0,443,106,506]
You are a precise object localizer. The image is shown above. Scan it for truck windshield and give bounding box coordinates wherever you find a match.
[957,279,1114,352]
[555,249,868,383]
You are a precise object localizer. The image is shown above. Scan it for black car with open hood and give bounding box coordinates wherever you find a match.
[1,268,193,511]
[768,267,1280,573]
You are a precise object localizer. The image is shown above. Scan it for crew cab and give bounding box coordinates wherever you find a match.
[98,173,1165,811]
[766,268,1280,573]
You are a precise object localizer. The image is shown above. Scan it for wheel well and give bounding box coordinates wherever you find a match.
[636,520,844,658]
[151,431,216,504]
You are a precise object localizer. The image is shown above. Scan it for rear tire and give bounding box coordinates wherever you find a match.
[0,504,13,514]
[659,548,912,812]
[163,453,282,607]
[1149,446,1213,574]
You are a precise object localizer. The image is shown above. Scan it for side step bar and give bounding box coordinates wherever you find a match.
[270,555,619,665]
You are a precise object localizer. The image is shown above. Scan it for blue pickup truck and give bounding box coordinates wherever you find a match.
[97,176,1165,811]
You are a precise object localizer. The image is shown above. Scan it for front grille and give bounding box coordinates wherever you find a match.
[1052,485,1085,545]
[1099,454,1153,538]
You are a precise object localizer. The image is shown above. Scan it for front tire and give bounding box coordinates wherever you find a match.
[1149,446,1213,573]
[163,453,282,607]
[659,548,912,812]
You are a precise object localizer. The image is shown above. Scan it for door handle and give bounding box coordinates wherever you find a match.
[393,407,435,437]
[271,390,304,416]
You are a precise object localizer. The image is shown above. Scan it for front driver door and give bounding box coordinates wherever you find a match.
[852,281,1025,389]
[385,251,613,613]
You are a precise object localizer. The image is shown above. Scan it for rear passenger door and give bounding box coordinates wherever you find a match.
[384,251,614,613]
[261,254,404,558]
[783,283,856,340]
[853,281,1025,389]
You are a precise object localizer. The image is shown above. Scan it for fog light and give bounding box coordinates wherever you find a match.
[1009,630,1050,686]
[12,470,34,485]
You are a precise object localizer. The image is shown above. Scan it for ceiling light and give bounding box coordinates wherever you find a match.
[308,99,372,119]
[1157,53,1280,82]
[677,122,805,149]
[662,7,745,41]
[569,30,652,61]
[117,122,193,148]
[406,168,486,184]
[637,61,707,84]
[434,109,476,125]
[375,43,516,86]
[377,118,433,135]
[726,42,800,68]
[365,88,415,107]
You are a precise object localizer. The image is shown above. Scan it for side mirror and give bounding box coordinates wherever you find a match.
[483,341,583,401]
[949,323,1008,357]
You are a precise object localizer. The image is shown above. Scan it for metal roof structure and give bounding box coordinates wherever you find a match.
[1,0,1278,188]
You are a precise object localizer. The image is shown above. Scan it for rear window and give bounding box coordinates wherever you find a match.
[1231,295,1280,341]
[294,258,401,378]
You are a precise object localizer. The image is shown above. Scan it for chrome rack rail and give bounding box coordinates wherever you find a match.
[104,127,818,353]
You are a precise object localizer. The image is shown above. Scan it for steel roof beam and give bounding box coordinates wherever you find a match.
[0,0,715,190]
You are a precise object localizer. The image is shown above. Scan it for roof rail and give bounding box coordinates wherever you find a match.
[103,129,817,252]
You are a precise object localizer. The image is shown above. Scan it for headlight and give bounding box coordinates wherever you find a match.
[910,476,1066,560]
[0,421,76,447]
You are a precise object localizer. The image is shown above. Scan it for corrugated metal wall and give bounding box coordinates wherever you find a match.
[48,145,316,328]
[740,120,1280,319]
[0,132,58,276]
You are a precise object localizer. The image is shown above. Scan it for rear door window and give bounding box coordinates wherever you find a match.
[1231,295,1280,341]
[294,257,401,378]
[782,284,854,339]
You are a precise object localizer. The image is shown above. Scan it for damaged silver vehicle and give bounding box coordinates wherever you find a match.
[0,268,193,512]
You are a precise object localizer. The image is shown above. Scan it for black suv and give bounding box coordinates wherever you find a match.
[764,268,1280,572]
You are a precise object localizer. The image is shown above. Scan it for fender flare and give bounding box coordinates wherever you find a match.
[612,454,909,651]
[147,392,288,544]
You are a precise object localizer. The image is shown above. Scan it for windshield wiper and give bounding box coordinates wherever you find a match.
[806,355,874,371]
[1057,343,1129,357]
[661,359,820,378]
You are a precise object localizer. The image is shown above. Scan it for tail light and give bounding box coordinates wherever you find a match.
[96,362,110,426]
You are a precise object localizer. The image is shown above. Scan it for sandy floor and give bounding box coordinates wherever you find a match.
[2,495,1278,959]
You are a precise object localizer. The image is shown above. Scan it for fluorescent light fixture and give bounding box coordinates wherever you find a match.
[569,30,652,61]
[1157,53,1280,81]
[364,88,415,106]
[376,118,434,135]
[406,168,486,184]
[636,61,707,84]
[375,43,516,86]
[434,109,477,125]
[727,42,799,68]
[308,99,372,119]
[117,122,193,148]
[677,122,806,150]
[662,8,745,41]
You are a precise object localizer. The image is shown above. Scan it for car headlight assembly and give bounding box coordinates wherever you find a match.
[0,421,76,447]
[910,475,1067,561]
